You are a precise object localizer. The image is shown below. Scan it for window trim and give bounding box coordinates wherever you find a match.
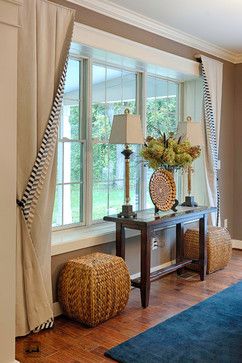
[72,23,200,79]
[53,57,86,230]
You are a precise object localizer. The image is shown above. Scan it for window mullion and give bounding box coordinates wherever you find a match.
[179,82,184,124]
[85,58,93,227]
[139,71,147,210]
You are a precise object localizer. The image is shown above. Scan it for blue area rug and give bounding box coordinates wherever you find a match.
[105,281,242,363]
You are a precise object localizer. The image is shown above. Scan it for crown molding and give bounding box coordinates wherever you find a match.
[69,0,242,64]
[2,0,23,5]
[234,54,242,64]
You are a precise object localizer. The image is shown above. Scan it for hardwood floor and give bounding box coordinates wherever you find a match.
[16,250,242,363]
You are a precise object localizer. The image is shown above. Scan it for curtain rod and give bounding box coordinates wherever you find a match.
[194,53,202,63]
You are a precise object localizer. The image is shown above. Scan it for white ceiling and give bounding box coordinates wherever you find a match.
[107,0,242,54]
[72,0,242,62]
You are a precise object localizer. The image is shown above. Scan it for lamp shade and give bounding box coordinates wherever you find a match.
[176,117,204,146]
[109,111,144,145]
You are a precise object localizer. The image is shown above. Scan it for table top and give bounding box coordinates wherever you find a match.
[103,206,216,228]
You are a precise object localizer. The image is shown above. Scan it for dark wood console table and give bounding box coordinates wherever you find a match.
[104,206,216,308]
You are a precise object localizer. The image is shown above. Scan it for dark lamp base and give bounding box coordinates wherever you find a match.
[181,196,198,207]
[118,205,137,218]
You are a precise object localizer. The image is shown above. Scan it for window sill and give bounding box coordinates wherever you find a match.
[51,222,140,256]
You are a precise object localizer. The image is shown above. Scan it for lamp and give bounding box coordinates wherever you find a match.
[177,116,204,207]
[109,108,144,218]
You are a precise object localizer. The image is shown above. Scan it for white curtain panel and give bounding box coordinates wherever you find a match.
[201,55,223,226]
[182,79,208,206]
[16,0,74,337]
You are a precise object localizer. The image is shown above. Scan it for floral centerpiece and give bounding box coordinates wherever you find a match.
[140,132,201,212]
[140,132,201,171]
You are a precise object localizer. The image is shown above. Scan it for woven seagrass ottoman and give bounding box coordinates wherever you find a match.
[184,226,232,274]
[58,252,131,327]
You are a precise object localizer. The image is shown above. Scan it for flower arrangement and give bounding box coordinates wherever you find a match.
[140,132,201,171]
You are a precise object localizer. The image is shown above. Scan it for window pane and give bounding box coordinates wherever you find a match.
[57,142,63,184]
[146,76,179,137]
[64,142,83,183]
[130,179,139,211]
[63,184,82,225]
[64,59,79,100]
[92,64,138,221]
[53,57,84,228]
[108,182,124,214]
[109,144,124,184]
[168,81,178,98]
[92,143,109,183]
[92,65,106,104]
[52,185,62,227]
[93,182,108,221]
[145,76,179,208]
[106,68,122,105]
[61,102,80,140]
[123,72,137,105]
[92,104,109,141]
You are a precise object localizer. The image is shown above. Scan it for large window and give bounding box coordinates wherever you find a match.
[52,55,181,229]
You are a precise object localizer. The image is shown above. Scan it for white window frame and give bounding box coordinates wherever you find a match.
[90,61,141,225]
[53,56,87,230]
[54,54,183,231]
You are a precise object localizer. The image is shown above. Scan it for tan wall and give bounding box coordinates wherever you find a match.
[219,62,235,233]
[233,64,242,239]
[50,0,236,301]
[0,1,20,362]
[52,228,178,301]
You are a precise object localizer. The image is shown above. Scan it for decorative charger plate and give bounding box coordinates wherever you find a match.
[149,169,176,211]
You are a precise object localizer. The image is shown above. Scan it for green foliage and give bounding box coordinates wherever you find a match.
[146,97,177,137]
[68,106,82,182]
[140,134,201,170]
[69,105,79,139]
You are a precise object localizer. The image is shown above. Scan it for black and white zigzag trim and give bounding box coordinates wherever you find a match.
[33,317,54,333]
[17,53,70,334]
[201,63,220,226]
[18,57,68,230]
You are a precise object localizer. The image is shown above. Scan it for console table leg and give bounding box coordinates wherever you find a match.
[176,223,184,275]
[116,223,125,259]
[140,227,151,308]
[199,214,208,280]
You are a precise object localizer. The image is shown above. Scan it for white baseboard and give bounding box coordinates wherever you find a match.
[53,259,176,317]
[15,360,20,363]
[232,239,242,250]
[53,301,63,317]
[129,259,176,280]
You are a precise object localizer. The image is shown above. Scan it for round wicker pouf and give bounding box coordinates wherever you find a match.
[58,252,131,327]
[184,226,232,274]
